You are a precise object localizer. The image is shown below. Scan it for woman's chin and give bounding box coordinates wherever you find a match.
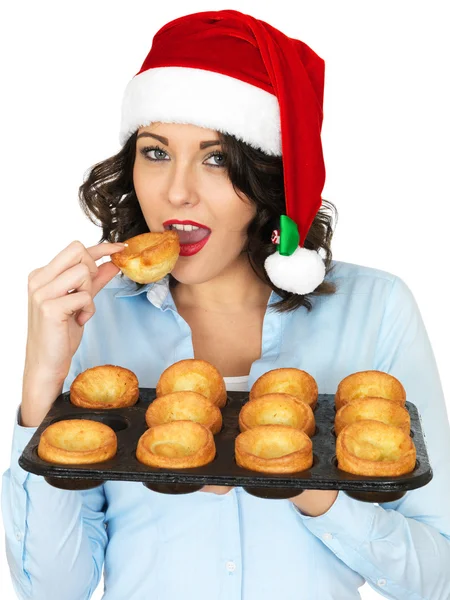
[170,262,214,286]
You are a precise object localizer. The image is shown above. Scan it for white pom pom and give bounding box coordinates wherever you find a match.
[264,247,325,294]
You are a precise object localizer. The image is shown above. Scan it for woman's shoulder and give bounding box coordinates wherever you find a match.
[327,259,397,284]
[325,260,406,295]
[322,260,416,313]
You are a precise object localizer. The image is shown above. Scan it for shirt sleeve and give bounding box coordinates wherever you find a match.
[1,352,108,600]
[294,275,450,600]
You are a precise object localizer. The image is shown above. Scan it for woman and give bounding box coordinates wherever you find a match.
[2,9,450,600]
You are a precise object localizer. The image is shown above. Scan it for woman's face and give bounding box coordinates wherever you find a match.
[133,122,256,284]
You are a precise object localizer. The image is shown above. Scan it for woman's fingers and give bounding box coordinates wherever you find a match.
[31,263,94,308]
[91,261,121,298]
[39,291,96,327]
[28,241,125,294]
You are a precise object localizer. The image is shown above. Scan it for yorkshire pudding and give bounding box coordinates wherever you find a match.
[136,420,216,469]
[335,370,406,411]
[38,419,117,465]
[335,397,410,437]
[235,424,313,474]
[336,420,416,477]
[111,231,180,283]
[70,365,139,409]
[249,368,318,410]
[239,393,315,437]
[145,391,223,434]
[156,359,227,408]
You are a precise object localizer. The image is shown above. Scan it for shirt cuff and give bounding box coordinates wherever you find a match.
[9,405,43,485]
[292,490,376,548]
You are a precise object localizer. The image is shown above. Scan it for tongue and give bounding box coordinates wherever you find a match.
[174,228,210,245]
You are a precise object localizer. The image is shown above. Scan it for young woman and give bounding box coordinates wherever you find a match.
[2,9,450,600]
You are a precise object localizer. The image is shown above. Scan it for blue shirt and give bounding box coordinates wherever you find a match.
[3,260,450,600]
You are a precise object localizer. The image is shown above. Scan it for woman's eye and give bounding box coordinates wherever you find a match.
[204,152,226,167]
[145,147,168,161]
[140,146,226,168]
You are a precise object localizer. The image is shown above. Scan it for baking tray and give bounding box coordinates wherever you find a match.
[19,390,433,502]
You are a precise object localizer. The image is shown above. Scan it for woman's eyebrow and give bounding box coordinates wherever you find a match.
[136,131,220,149]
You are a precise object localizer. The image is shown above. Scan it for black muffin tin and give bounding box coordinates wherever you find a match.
[19,390,432,502]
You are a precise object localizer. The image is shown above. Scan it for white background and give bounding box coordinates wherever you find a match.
[1,1,449,599]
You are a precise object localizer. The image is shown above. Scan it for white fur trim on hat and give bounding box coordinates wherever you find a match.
[264,247,326,295]
[120,67,281,155]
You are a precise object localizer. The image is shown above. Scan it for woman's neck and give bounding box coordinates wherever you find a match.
[172,254,272,313]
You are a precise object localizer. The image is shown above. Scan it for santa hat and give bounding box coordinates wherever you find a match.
[120,9,326,295]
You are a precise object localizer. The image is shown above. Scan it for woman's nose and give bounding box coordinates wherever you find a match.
[166,163,199,208]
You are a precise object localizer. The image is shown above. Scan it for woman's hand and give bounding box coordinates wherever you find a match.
[199,488,339,506]
[289,489,339,516]
[21,240,126,427]
[199,485,234,495]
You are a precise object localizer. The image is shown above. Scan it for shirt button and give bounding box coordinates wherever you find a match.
[15,531,22,542]
[226,561,236,572]
[377,578,387,587]
[322,532,333,541]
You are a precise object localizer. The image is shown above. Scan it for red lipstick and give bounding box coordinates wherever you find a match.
[163,220,211,257]
[163,219,210,229]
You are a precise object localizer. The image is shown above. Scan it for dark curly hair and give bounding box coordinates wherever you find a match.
[78,130,338,312]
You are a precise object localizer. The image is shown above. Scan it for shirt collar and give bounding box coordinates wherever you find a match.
[114,275,174,310]
[115,275,282,312]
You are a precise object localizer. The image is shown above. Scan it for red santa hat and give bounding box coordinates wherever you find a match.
[120,9,326,295]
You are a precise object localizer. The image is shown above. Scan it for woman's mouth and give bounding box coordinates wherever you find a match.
[163,221,211,256]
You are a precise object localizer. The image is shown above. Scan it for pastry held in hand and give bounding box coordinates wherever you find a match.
[136,420,216,468]
[336,420,416,477]
[38,419,117,465]
[249,368,318,410]
[156,359,227,408]
[235,424,313,474]
[70,365,139,409]
[335,370,406,411]
[145,391,223,434]
[239,393,315,437]
[111,231,180,283]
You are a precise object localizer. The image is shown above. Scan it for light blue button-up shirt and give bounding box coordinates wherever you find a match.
[3,260,450,600]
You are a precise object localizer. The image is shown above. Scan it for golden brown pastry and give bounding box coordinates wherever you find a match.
[145,391,223,434]
[235,424,313,474]
[38,419,117,464]
[335,397,410,437]
[156,359,227,408]
[249,368,318,410]
[111,231,180,283]
[336,420,416,477]
[335,370,406,411]
[239,393,315,437]
[136,420,216,469]
[70,365,139,409]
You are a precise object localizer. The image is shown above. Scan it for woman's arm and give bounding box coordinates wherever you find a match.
[292,276,450,600]
[1,359,108,600]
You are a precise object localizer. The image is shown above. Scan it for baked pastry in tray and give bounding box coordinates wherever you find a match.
[145,391,223,434]
[239,393,315,437]
[156,359,227,408]
[335,370,406,411]
[335,397,411,437]
[235,424,313,474]
[70,365,139,409]
[136,420,216,469]
[336,420,416,477]
[38,419,117,465]
[249,368,318,410]
[111,231,180,283]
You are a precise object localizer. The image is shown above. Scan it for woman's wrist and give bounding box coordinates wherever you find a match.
[21,372,64,427]
[289,489,339,517]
